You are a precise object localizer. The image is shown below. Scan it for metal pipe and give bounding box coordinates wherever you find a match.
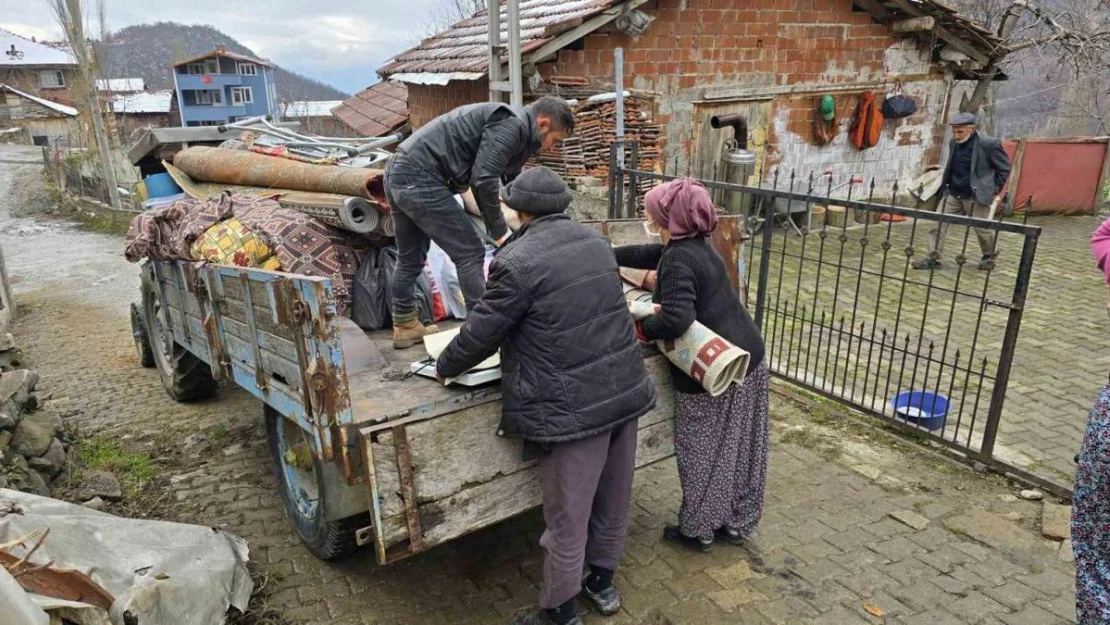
[354,133,405,153]
[615,48,625,169]
[508,0,523,107]
[488,0,502,103]
[711,114,749,150]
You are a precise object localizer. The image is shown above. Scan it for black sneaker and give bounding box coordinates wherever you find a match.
[509,611,583,625]
[912,257,941,270]
[581,580,621,616]
[664,525,713,553]
[715,526,748,546]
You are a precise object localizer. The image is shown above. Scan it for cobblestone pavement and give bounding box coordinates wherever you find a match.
[745,211,1109,487]
[0,145,1082,624]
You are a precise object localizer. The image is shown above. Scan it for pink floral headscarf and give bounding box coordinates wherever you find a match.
[1092,217,1110,284]
[644,178,718,241]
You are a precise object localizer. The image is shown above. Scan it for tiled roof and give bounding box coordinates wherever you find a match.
[379,0,625,78]
[170,47,273,69]
[0,28,76,67]
[0,84,78,116]
[332,82,409,138]
[378,0,1001,80]
[111,90,174,114]
[280,100,345,119]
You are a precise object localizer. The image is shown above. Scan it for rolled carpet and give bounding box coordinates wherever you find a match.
[626,295,751,397]
[276,193,381,234]
[173,146,387,208]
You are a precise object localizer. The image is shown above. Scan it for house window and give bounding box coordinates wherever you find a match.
[205,58,220,74]
[236,62,257,76]
[186,63,206,75]
[194,89,222,105]
[230,87,253,105]
[39,70,65,88]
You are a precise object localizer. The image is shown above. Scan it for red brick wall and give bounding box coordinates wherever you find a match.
[407,79,490,129]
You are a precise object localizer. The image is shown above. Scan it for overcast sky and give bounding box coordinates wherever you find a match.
[1,0,443,94]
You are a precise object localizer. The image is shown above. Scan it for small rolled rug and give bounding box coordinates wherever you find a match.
[626,294,751,397]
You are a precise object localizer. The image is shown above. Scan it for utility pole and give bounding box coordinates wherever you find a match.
[488,0,523,106]
[50,0,121,209]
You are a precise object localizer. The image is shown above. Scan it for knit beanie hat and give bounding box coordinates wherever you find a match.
[502,166,572,215]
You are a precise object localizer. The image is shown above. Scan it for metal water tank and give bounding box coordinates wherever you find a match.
[711,114,757,218]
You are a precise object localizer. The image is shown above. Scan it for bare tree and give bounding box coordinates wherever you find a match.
[952,0,1110,115]
[424,0,486,35]
[46,0,121,209]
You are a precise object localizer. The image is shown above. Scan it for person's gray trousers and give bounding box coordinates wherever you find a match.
[537,418,638,609]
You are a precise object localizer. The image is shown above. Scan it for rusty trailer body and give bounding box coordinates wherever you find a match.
[136,215,746,563]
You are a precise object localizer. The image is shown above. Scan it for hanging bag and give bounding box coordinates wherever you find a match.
[882,83,917,119]
[849,91,884,150]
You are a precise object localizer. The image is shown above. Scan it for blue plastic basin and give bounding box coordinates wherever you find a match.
[144,173,183,199]
[890,390,949,431]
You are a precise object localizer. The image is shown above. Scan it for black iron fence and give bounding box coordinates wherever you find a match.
[608,144,1047,489]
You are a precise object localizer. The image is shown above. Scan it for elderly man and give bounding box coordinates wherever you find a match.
[386,96,575,348]
[914,112,1012,271]
[435,166,656,625]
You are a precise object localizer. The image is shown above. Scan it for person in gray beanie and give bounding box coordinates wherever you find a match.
[436,166,656,625]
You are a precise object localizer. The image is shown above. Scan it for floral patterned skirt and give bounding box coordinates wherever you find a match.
[1074,383,1110,624]
[674,362,770,541]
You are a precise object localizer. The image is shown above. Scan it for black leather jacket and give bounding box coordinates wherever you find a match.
[436,214,657,444]
[394,102,541,241]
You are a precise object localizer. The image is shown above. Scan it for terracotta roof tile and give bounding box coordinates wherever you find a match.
[332,82,409,138]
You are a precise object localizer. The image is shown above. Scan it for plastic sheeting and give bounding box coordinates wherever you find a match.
[0,489,252,625]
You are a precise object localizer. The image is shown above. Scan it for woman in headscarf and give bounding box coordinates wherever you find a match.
[614,178,768,552]
[1073,217,1110,623]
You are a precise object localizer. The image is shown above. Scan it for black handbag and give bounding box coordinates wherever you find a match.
[882,85,917,119]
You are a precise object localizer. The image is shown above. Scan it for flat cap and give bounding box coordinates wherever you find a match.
[949,112,978,126]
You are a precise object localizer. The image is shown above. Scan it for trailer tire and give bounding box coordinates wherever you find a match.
[130,303,156,368]
[265,406,365,560]
[142,283,218,402]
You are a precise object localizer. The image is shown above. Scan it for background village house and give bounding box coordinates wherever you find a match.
[332,81,410,139]
[0,29,82,146]
[376,0,1000,195]
[278,100,354,137]
[171,47,278,127]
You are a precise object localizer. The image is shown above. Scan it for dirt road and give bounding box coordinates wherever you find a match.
[0,144,1078,625]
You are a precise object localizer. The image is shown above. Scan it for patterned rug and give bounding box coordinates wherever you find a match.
[626,293,751,397]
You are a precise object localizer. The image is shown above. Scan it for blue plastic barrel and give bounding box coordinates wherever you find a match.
[144,173,183,199]
[890,391,949,431]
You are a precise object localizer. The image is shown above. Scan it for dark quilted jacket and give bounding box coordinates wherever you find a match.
[436,214,656,444]
[394,102,540,241]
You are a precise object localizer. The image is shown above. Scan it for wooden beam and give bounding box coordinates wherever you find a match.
[523,0,653,66]
[886,0,991,65]
[892,16,936,33]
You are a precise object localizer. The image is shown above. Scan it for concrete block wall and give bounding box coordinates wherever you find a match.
[407,79,490,129]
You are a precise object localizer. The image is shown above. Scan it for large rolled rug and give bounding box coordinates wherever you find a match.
[626,291,751,397]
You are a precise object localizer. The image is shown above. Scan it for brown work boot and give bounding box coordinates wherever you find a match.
[392,314,438,350]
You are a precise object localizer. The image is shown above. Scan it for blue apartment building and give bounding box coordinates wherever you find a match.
[171,48,278,126]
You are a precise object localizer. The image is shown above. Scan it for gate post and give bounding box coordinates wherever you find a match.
[979,228,1039,459]
[752,194,775,329]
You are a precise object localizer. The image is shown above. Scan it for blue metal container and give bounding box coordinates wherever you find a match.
[144,173,183,199]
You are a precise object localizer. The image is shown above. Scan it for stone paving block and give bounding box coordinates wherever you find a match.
[785,539,842,565]
[752,595,822,625]
[661,595,733,624]
[791,558,853,585]
[705,584,767,612]
[663,571,722,600]
[870,536,929,562]
[948,590,1011,621]
[617,579,677,619]
[806,605,873,624]
[623,557,675,589]
[944,509,1044,553]
[895,610,966,625]
[882,556,944,585]
[824,527,876,552]
[861,590,914,617]
[888,579,964,613]
[1034,596,1079,624]
[931,573,976,596]
[999,604,1069,625]
[835,566,900,596]
[982,580,1048,611]
[890,509,931,531]
[705,559,764,586]
[1041,502,1071,541]
[1016,569,1076,597]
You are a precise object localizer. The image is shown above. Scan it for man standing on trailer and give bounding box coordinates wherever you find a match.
[384,96,575,349]
[914,112,1012,271]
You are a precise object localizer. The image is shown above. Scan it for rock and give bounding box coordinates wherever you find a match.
[1001,511,1023,522]
[0,476,8,489]
[944,508,1043,552]
[0,369,38,405]
[81,497,107,512]
[1019,489,1045,501]
[0,430,10,453]
[889,510,930,531]
[222,443,244,457]
[0,412,12,430]
[1041,502,1071,541]
[10,412,60,457]
[999,494,1019,503]
[77,470,122,501]
[27,438,66,479]
[1059,538,1075,563]
[18,467,49,496]
[0,333,15,351]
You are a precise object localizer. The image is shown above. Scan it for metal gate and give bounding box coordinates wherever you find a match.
[608,147,1050,491]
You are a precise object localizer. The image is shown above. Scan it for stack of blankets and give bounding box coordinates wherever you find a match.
[125,193,371,314]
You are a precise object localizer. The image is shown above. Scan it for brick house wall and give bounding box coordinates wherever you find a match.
[402,0,967,192]
[0,67,79,107]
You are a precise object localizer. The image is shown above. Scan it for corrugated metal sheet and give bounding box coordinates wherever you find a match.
[332,82,409,138]
[1005,138,1110,214]
[111,90,174,114]
[379,0,622,78]
[0,84,78,116]
[280,100,346,119]
[0,29,76,67]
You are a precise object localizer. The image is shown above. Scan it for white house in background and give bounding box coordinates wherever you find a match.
[279,100,354,137]
[110,89,177,138]
[0,28,78,111]
[97,78,146,94]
